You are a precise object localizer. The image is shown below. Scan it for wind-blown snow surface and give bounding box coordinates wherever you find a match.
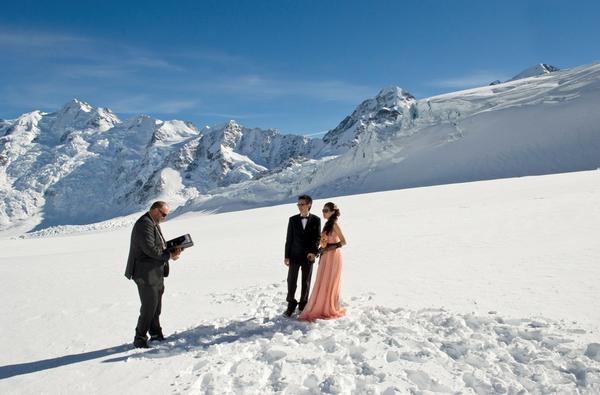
[1,170,599,394]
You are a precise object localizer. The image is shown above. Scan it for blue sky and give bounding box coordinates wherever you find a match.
[1,0,600,135]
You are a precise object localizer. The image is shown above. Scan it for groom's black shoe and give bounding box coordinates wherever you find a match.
[149,333,166,342]
[283,307,294,317]
[133,338,150,348]
[284,302,297,317]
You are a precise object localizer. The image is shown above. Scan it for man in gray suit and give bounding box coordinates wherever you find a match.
[125,201,182,348]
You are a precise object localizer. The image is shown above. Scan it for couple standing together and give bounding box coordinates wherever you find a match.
[284,194,347,321]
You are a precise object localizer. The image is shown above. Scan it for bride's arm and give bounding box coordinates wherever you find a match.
[333,223,347,246]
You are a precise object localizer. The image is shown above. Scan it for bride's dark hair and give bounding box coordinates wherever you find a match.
[322,202,340,235]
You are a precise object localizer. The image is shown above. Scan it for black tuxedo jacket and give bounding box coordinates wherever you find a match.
[124,213,170,286]
[285,213,321,265]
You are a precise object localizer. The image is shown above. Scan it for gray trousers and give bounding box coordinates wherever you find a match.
[134,281,164,341]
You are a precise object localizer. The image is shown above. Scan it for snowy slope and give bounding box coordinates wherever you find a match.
[0,171,599,394]
[177,61,600,215]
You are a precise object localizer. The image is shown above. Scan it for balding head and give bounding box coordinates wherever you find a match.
[149,201,169,223]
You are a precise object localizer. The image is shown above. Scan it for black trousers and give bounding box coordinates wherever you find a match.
[286,262,313,310]
[134,281,164,341]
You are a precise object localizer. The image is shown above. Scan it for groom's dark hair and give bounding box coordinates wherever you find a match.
[298,194,312,206]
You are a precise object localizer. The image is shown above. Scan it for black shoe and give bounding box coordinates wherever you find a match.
[133,339,150,349]
[150,334,166,342]
[284,304,297,317]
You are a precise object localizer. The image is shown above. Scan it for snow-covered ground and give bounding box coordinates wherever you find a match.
[1,170,599,394]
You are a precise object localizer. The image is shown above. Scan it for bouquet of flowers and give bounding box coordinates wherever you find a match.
[317,233,342,256]
[319,233,328,249]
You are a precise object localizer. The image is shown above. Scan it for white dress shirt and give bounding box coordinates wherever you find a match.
[301,215,309,229]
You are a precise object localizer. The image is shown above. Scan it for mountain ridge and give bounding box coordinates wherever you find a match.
[2,61,600,235]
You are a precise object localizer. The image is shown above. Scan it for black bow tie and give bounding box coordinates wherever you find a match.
[301,216,309,219]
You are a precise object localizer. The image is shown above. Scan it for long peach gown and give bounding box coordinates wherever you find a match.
[298,230,346,321]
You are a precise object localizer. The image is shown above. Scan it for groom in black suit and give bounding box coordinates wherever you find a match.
[284,194,321,317]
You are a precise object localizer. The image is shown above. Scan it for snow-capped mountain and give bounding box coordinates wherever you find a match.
[167,120,318,189]
[0,103,322,233]
[177,61,600,215]
[490,63,560,85]
[508,63,560,81]
[2,60,600,235]
[321,86,416,152]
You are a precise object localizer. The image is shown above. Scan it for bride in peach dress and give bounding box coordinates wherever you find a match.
[298,202,347,321]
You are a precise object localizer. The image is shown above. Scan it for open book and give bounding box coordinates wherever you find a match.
[165,234,194,251]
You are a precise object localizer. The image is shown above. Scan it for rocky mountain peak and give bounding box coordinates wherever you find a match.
[375,86,416,107]
[46,99,120,138]
[509,63,560,81]
[322,85,416,150]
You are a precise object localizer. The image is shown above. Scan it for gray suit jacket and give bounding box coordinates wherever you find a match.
[124,213,170,286]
